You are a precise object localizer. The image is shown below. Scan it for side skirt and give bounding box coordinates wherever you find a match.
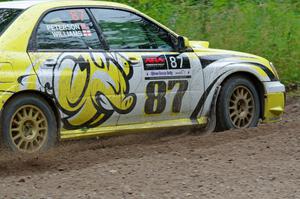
[60,117,208,140]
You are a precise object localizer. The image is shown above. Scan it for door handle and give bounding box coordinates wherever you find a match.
[43,59,57,67]
[129,57,140,65]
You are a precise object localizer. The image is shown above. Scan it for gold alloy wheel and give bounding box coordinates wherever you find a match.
[229,86,255,128]
[10,105,48,153]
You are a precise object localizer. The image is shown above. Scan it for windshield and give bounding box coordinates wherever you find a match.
[0,8,22,36]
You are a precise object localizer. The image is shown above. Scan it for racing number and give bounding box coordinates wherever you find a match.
[145,80,188,114]
[69,10,85,21]
[145,81,167,114]
[168,80,188,113]
[169,56,178,68]
[169,56,183,69]
[166,55,190,69]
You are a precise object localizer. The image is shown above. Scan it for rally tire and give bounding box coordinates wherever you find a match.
[1,94,57,153]
[216,76,260,131]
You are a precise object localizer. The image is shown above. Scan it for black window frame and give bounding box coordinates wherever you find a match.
[28,6,180,53]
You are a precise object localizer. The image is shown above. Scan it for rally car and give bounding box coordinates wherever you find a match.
[0,0,285,153]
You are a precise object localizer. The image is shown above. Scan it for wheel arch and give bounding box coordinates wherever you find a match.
[218,71,265,120]
[2,90,61,132]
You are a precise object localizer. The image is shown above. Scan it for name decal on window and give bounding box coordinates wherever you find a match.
[46,23,91,38]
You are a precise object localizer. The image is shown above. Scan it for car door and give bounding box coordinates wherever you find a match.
[27,8,128,130]
[90,8,205,125]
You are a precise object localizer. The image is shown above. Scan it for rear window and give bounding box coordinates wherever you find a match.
[0,8,22,35]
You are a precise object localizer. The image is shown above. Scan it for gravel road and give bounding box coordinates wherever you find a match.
[0,97,299,199]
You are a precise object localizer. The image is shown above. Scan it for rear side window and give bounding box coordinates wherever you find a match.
[36,9,103,50]
[0,9,22,35]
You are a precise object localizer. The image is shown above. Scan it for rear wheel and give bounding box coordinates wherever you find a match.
[216,76,261,131]
[1,94,57,153]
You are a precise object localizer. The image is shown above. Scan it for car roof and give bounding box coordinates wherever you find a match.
[0,0,52,9]
[0,0,130,10]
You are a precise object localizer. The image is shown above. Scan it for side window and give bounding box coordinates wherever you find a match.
[0,9,22,36]
[36,9,103,50]
[90,9,174,51]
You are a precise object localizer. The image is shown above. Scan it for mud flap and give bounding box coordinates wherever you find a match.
[194,86,221,134]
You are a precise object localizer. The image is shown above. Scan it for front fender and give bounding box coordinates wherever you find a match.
[199,65,284,122]
[198,59,277,116]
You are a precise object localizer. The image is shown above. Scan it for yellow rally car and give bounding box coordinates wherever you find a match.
[0,0,285,153]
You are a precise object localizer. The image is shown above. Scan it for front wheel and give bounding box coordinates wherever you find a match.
[216,76,261,131]
[1,94,57,153]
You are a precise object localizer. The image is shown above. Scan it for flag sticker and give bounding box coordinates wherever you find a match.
[80,24,92,37]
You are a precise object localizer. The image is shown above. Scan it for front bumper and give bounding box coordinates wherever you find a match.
[263,81,285,123]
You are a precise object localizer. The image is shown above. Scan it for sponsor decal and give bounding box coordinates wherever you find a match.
[145,70,191,80]
[143,55,166,70]
[143,54,191,80]
[46,23,92,38]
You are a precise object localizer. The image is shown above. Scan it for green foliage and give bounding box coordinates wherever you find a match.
[0,0,299,83]
[111,0,300,83]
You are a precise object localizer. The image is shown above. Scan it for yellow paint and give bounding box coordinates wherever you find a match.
[0,53,33,110]
[183,36,191,47]
[263,92,285,123]
[189,40,210,48]
[252,66,268,78]
[197,117,207,124]
[60,117,208,140]
[0,63,15,82]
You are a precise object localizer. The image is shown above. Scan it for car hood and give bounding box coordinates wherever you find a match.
[190,40,271,69]
[189,40,279,81]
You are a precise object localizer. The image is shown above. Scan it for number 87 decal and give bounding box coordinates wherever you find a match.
[144,80,188,114]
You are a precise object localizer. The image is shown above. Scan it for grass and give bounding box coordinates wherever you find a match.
[112,0,300,84]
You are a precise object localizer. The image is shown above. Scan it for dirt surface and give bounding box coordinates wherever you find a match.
[0,97,299,199]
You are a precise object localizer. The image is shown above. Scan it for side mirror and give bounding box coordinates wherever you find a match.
[177,36,190,52]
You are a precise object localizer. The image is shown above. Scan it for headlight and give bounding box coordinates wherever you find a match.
[269,62,280,79]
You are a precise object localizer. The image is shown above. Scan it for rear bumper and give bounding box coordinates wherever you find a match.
[263,81,285,123]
